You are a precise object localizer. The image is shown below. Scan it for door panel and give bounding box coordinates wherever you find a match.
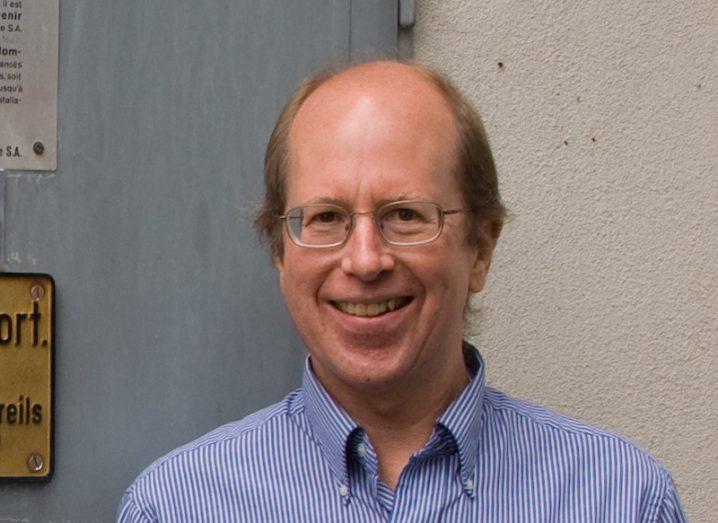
[0,0,400,519]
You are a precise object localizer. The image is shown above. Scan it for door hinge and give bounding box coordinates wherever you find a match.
[399,0,415,29]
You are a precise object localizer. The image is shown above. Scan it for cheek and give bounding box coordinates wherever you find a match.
[438,254,478,306]
[278,263,315,332]
[405,250,472,306]
[279,262,305,302]
[278,250,332,303]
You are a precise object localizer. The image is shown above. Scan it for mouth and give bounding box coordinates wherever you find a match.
[331,297,413,318]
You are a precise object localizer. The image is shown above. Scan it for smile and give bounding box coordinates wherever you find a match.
[332,297,412,317]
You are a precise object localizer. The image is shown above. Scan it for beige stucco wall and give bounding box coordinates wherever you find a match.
[415,1,717,520]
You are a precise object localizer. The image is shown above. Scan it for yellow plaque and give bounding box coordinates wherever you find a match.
[0,273,53,479]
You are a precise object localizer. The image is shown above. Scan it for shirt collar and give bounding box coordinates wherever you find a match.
[436,341,486,487]
[301,358,359,487]
[301,342,486,488]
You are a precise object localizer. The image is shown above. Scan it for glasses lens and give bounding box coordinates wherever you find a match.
[379,201,441,245]
[286,205,350,246]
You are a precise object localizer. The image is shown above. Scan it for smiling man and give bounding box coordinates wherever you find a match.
[118,61,685,522]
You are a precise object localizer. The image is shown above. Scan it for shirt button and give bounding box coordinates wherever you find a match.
[465,479,474,491]
[339,484,349,497]
[357,443,367,458]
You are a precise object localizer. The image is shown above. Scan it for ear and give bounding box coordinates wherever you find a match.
[468,247,493,294]
[274,254,286,293]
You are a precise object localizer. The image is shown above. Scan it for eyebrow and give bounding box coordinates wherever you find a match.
[300,193,427,208]
[375,193,425,206]
[301,196,348,207]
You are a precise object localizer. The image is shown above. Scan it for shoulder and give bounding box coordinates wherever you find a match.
[143,392,303,474]
[146,394,294,470]
[482,386,673,483]
[483,387,646,444]
[477,388,685,520]
[118,390,305,521]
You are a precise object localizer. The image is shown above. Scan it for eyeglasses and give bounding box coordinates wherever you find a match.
[279,200,466,248]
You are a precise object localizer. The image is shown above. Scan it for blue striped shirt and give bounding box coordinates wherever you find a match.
[118,345,686,522]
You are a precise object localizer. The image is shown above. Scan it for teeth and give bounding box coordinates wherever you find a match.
[366,303,381,316]
[336,297,408,317]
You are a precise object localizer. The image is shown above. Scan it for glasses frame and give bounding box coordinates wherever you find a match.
[278,200,467,249]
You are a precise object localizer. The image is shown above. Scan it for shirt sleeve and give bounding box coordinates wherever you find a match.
[655,471,687,523]
[116,490,155,523]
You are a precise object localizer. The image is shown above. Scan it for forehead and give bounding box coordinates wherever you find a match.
[286,63,461,205]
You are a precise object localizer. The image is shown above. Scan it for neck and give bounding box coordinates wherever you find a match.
[357,373,467,490]
[315,345,469,490]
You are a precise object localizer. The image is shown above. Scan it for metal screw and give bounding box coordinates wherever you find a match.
[30,283,45,300]
[33,141,45,155]
[27,452,44,472]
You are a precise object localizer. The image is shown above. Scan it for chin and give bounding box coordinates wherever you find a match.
[313,339,417,390]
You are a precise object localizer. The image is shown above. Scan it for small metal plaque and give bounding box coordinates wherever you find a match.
[0,0,59,171]
[0,273,53,479]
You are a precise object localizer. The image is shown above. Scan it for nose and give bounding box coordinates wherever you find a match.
[340,213,395,281]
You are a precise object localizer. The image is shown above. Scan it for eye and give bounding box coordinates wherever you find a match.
[383,206,426,223]
[302,207,348,228]
[314,211,341,223]
[396,208,418,221]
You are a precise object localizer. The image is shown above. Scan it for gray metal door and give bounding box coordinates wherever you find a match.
[0,1,405,519]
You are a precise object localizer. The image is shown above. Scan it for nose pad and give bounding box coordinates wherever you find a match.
[340,214,394,281]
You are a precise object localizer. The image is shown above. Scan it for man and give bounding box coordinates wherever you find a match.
[118,61,685,521]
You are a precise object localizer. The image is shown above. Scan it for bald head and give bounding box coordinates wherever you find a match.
[288,63,460,203]
[294,61,458,139]
[256,60,505,260]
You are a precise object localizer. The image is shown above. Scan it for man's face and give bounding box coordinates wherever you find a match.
[276,64,491,397]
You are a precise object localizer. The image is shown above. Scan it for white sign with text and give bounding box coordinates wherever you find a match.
[0,0,58,171]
